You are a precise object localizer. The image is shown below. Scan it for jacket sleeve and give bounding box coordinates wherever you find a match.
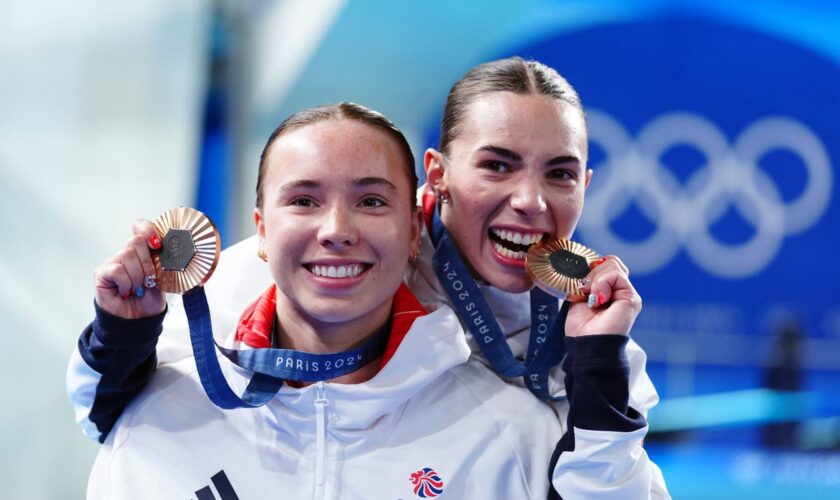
[67,237,271,444]
[66,302,166,443]
[548,335,670,499]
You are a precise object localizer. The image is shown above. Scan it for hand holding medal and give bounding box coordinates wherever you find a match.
[526,239,642,337]
[93,207,220,320]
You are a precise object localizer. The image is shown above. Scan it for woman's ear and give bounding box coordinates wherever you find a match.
[424,148,449,200]
[409,206,423,260]
[254,207,265,239]
[254,208,270,262]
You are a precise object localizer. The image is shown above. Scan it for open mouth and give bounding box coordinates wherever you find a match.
[488,228,547,260]
[305,263,370,278]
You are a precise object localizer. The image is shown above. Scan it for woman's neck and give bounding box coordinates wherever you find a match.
[272,298,392,386]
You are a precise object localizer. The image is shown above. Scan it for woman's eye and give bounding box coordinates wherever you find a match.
[360,196,385,208]
[290,197,316,208]
[481,161,511,173]
[547,168,575,181]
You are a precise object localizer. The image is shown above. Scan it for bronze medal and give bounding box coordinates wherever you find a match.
[526,239,600,300]
[151,207,221,294]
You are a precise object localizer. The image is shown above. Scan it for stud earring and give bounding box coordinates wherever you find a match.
[257,247,268,262]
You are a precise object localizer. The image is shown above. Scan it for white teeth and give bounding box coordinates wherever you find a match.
[491,228,543,245]
[310,264,363,278]
[492,241,527,260]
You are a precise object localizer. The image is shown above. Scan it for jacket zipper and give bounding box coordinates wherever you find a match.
[314,381,329,498]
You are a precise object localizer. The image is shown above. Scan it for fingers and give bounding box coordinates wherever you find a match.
[131,219,161,292]
[95,223,161,300]
[113,244,147,297]
[94,261,134,299]
[128,234,157,289]
[578,255,640,311]
[132,219,162,251]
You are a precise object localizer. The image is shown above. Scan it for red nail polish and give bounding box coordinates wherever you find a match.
[149,234,162,250]
[592,257,608,268]
[597,292,607,306]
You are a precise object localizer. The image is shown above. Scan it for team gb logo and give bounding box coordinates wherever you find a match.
[409,467,445,498]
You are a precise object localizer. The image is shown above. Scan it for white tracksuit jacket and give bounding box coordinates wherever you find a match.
[87,289,565,499]
[70,231,669,498]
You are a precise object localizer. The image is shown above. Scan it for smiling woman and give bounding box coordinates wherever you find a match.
[254,114,420,355]
[77,102,566,499]
[426,91,590,293]
[68,58,670,499]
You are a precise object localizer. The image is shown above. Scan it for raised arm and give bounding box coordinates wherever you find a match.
[549,256,670,499]
[68,220,166,441]
[67,234,271,441]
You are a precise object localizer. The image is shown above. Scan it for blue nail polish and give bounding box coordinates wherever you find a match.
[133,286,145,298]
[587,293,596,308]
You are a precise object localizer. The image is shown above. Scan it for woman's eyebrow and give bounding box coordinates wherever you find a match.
[354,177,398,192]
[279,179,321,191]
[547,155,581,166]
[478,145,580,166]
[477,144,522,162]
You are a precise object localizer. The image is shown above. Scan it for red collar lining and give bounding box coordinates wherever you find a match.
[234,283,427,370]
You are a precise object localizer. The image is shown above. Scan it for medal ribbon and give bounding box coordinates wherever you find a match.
[182,287,390,409]
[429,210,568,400]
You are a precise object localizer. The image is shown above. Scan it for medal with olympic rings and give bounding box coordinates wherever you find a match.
[526,239,600,301]
[150,207,221,294]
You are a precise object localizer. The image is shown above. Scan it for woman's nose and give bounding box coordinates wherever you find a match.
[318,205,358,247]
[509,177,548,217]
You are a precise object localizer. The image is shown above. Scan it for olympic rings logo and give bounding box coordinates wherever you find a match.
[578,110,833,278]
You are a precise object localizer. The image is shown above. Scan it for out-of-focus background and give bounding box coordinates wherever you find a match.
[2,0,838,498]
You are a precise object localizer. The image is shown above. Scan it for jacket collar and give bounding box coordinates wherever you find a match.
[230,281,470,432]
[234,283,425,370]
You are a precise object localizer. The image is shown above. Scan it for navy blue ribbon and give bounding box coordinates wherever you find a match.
[183,287,390,409]
[429,210,568,400]
[215,324,390,382]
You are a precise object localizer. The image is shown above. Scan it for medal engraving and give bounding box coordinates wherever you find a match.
[548,250,590,279]
[151,207,221,294]
[160,229,196,271]
[526,239,600,300]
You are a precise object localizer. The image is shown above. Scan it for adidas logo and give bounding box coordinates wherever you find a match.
[194,470,240,500]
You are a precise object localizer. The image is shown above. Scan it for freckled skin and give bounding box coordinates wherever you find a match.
[256,119,421,352]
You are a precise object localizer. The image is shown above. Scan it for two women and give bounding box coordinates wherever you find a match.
[70,58,669,498]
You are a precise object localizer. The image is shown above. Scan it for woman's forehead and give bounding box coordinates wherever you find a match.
[264,120,411,186]
[453,93,587,156]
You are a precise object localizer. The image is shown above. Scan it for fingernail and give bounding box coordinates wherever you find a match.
[592,257,608,268]
[579,277,590,288]
[144,273,157,288]
[148,234,162,250]
[133,286,145,298]
[587,293,597,308]
[597,292,607,306]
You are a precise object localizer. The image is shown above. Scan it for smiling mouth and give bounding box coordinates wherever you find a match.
[305,263,370,278]
[489,228,547,260]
